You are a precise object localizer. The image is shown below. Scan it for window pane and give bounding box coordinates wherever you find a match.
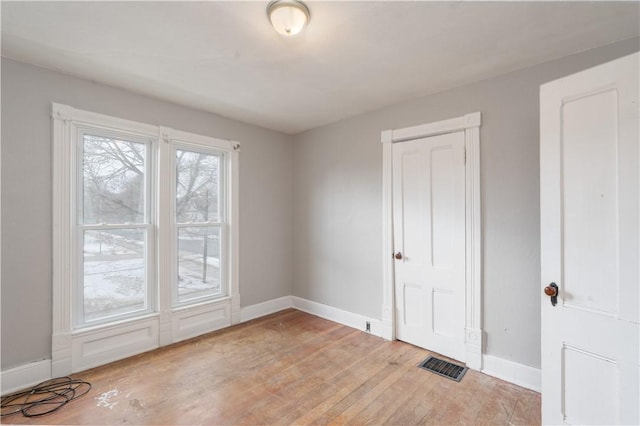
[83,229,146,322]
[177,226,222,303]
[176,150,220,223]
[83,135,146,224]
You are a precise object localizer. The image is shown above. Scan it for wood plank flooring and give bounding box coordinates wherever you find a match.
[3,309,540,425]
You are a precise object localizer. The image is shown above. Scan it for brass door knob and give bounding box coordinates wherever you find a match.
[395,252,403,260]
[544,282,558,306]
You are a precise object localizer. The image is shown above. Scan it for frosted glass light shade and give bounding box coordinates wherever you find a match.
[267,0,310,36]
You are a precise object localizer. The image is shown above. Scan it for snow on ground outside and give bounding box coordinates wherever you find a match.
[83,233,221,320]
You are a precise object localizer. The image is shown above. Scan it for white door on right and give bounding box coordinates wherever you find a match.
[540,52,639,425]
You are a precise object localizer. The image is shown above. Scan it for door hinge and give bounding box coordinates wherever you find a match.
[464,149,467,165]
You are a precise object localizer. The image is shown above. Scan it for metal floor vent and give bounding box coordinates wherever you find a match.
[418,356,468,382]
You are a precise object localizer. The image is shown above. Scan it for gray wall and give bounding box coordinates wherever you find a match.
[292,37,640,369]
[3,36,638,373]
[1,58,293,369]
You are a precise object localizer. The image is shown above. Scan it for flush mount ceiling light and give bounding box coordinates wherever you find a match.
[267,0,310,36]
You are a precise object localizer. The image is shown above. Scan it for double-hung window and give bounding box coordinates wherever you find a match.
[52,104,239,375]
[174,146,225,305]
[77,129,154,326]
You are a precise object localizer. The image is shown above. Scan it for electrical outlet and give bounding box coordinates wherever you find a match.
[365,321,371,332]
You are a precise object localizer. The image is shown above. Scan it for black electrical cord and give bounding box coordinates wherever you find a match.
[1,376,91,418]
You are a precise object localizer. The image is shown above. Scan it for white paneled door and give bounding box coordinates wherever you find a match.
[540,52,639,425]
[392,131,466,361]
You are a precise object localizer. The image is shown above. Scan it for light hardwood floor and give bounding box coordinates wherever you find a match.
[4,309,540,425]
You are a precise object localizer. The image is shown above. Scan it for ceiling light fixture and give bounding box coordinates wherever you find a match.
[267,0,310,36]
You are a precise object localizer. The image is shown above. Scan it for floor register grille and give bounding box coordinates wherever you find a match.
[418,355,468,382]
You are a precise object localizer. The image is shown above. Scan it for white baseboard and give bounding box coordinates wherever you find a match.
[481,354,541,392]
[1,359,52,395]
[240,295,293,322]
[2,298,540,396]
[240,295,383,337]
[291,296,384,338]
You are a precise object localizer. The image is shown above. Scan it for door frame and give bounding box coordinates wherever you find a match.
[381,112,483,370]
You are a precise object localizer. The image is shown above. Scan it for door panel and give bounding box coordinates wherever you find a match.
[400,149,429,264]
[540,52,639,425]
[393,131,465,361]
[403,282,426,327]
[431,147,456,269]
[562,89,619,315]
[562,344,617,425]
[432,289,455,336]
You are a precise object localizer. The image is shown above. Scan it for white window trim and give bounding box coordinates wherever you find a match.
[380,112,483,370]
[52,103,240,375]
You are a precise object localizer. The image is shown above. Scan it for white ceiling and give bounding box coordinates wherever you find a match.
[2,1,638,134]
